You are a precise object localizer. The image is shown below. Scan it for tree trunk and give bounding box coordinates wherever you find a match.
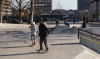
[0,0,3,23]
[19,10,22,24]
[30,0,34,23]
[19,0,22,24]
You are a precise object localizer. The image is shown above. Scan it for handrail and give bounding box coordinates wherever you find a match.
[78,28,100,39]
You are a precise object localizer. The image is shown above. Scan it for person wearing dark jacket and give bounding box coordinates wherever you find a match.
[56,20,59,25]
[35,20,50,53]
[81,16,86,28]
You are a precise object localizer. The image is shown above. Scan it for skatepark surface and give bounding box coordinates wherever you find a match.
[0,24,100,59]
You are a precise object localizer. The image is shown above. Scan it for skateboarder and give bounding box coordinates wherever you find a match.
[35,20,50,53]
[63,18,70,27]
[29,22,36,46]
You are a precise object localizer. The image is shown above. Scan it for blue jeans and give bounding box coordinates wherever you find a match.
[31,35,36,40]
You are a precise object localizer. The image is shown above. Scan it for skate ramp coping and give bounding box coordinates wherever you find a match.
[78,28,100,54]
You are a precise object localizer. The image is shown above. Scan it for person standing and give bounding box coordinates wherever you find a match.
[73,16,76,24]
[35,20,50,53]
[29,22,36,46]
[56,20,59,26]
[86,17,88,23]
[81,16,86,28]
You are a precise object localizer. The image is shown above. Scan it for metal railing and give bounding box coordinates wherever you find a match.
[78,28,100,53]
[78,28,100,40]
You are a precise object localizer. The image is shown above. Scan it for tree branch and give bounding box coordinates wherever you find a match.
[22,1,30,9]
[11,2,19,10]
[16,0,19,4]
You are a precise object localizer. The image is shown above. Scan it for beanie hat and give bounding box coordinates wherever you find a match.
[31,22,35,24]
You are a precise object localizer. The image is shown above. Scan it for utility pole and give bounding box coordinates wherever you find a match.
[30,0,34,23]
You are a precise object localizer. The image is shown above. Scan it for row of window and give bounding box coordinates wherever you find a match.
[34,4,51,6]
[35,8,51,10]
[35,0,51,2]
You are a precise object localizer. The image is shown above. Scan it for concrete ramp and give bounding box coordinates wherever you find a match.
[52,26,78,34]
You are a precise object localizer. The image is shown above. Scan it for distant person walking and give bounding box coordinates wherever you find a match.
[81,16,86,28]
[29,22,36,46]
[56,20,59,26]
[35,20,50,53]
[86,17,89,23]
[45,18,48,22]
[73,16,76,24]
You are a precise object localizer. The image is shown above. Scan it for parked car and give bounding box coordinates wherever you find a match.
[12,19,19,23]
[50,18,62,22]
[2,20,6,23]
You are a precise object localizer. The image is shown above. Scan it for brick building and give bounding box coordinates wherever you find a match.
[1,0,12,16]
[0,0,12,23]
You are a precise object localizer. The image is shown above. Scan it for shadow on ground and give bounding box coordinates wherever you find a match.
[0,52,46,56]
[0,45,30,49]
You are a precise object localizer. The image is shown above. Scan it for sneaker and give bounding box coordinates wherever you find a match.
[33,43,36,45]
[31,43,36,46]
[36,49,43,53]
[45,50,48,53]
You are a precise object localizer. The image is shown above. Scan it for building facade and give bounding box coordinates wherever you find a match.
[0,0,12,23]
[89,0,100,20]
[67,10,78,16]
[77,0,92,20]
[78,0,92,10]
[1,0,12,16]
[34,0,52,15]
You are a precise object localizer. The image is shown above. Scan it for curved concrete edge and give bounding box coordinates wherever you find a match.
[0,23,30,30]
[73,46,100,59]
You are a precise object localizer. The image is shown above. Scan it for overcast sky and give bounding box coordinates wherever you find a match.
[52,0,77,10]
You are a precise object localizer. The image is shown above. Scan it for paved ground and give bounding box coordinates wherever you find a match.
[0,25,100,59]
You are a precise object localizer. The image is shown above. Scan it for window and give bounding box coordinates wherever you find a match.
[41,4,45,6]
[47,0,50,2]
[39,0,42,2]
[45,4,47,6]
[36,4,39,6]
[39,4,41,6]
[41,0,45,2]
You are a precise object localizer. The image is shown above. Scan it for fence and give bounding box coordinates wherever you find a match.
[78,28,100,53]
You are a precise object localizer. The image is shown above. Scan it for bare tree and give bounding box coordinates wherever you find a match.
[56,1,63,15]
[57,1,62,10]
[56,1,63,19]
[12,0,30,23]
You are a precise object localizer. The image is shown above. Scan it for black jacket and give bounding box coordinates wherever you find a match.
[39,23,50,37]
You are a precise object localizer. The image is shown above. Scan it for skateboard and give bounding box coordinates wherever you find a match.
[24,41,32,46]
[24,41,36,47]
[36,50,49,53]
